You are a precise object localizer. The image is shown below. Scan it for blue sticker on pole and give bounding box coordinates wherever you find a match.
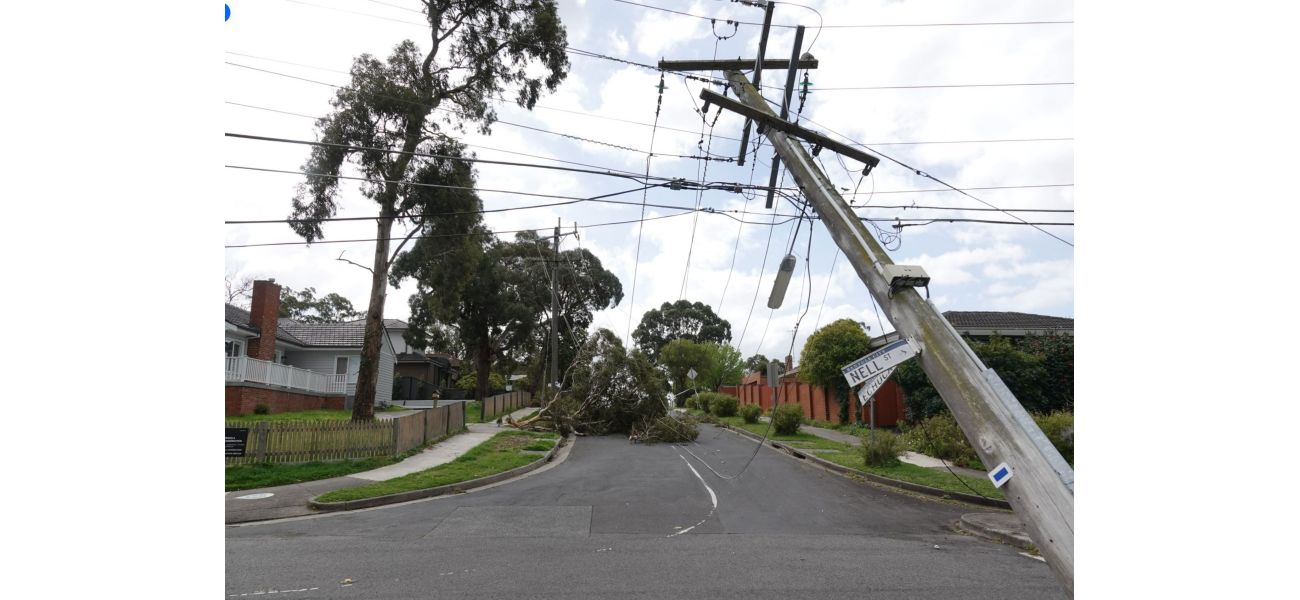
[225,4,231,22]
[988,462,1013,488]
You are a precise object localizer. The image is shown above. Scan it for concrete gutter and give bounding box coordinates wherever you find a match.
[309,434,573,512]
[718,424,1011,510]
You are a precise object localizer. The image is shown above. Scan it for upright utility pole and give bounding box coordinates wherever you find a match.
[550,217,561,394]
[717,70,1075,595]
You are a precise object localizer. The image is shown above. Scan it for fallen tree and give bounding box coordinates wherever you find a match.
[506,328,698,443]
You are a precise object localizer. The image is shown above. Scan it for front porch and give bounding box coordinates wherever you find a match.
[225,356,348,396]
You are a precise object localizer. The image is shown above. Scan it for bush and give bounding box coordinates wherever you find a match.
[684,396,700,411]
[1033,411,1073,465]
[860,430,905,467]
[456,371,506,392]
[771,403,803,435]
[694,393,713,414]
[739,403,762,424]
[253,403,270,415]
[701,393,737,417]
[901,413,980,468]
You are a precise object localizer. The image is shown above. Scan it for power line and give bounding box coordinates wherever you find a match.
[784,108,1076,247]
[224,184,658,224]
[226,209,703,249]
[809,82,1073,91]
[224,62,703,160]
[225,55,1073,147]
[607,0,1073,29]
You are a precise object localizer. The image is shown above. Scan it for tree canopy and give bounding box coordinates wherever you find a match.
[287,0,569,420]
[699,343,746,390]
[632,300,732,362]
[897,335,1069,420]
[278,286,363,323]
[798,319,875,423]
[659,339,711,395]
[745,353,770,374]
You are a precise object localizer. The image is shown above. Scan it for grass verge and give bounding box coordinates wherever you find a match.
[226,406,405,423]
[691,409,1005,501]
[225,430,462,491]
[466,401,482,423]
[314,430,559,503]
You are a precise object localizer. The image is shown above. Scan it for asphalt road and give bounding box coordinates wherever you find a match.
[226,425,1061,599]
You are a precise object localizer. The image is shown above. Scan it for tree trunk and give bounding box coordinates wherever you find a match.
[475,337,491,404]
[351,209,394,421]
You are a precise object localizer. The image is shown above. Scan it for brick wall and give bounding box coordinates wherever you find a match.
[733,376,907,427]
[225,383,345,416]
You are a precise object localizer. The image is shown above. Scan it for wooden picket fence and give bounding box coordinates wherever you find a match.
[481,390,532,421]
[225,402,466,465]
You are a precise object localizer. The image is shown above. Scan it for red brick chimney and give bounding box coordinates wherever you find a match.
[785,354,794,372]
[247,279,281,361]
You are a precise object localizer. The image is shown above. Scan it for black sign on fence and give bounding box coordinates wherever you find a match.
[226,427,250,457]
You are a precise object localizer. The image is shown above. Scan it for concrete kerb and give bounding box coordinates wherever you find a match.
[717,424,1012,510]
[309,434,573,512]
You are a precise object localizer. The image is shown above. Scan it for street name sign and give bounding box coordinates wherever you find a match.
[856,367,895,405]
[841,339,919,388]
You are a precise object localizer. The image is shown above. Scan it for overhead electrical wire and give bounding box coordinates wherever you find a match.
[607,0,1073,29]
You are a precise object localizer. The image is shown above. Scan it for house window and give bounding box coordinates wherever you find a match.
[225,339,243,358]
[335,356,357,382]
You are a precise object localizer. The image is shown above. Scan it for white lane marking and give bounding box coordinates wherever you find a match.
[235,492,274,500]
[228,587,318,597]
[1019,552,1046,563]
[669,453,718,537]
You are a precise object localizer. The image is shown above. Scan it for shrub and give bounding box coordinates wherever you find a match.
[694,393,713,414]
[901,413,979,468]
[1033,411,1073,465]
[456,371,506,392]
[253,403,270,415]
[771,403,803,435]
[704,393,738,417]
[739,403,762,424]
[860,430,905,467]
[684,396,700,411]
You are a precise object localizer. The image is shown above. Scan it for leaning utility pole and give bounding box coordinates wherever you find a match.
[550,217,561,394]
[663,8,1075,594]
[720,71,1075,594]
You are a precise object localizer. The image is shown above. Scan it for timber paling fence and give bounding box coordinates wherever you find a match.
[481,390,532,422]
[225,402,466,466]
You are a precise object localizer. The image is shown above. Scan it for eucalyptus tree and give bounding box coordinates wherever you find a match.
[286,1,568,419]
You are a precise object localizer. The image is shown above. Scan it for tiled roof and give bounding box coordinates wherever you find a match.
[224,304,306,345]
[342,317,409,329]
[278,320,367,347]
[942,311,1073,332]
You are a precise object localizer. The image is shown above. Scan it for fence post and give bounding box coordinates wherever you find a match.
[254,422,269,463]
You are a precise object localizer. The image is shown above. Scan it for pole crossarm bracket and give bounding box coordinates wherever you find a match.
[657,58,819,72]
[700,86,881,174]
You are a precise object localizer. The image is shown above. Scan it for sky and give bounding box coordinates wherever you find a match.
[223,0,1074,363]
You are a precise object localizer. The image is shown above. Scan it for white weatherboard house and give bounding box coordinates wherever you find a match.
[224,279,398,413]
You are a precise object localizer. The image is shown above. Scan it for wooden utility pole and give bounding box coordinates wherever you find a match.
[551,217,561,394]
[714,69,1075,594]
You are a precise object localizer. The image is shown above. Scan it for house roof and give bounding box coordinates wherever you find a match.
[225,304,411,348]
[942,311,1074,333]
[224,304,307,345]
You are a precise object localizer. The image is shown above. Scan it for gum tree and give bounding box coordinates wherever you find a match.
[287,1,568,420]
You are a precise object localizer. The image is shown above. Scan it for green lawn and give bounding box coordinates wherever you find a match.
[226,405,405,423]
[315,430,559,503]
[226,456,399,491]
[817,449,1003,499]
[689,409,1004,501]
[466,401,482,423]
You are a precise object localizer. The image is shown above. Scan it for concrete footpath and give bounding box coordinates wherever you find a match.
[225,407,536,525]
[791,420,1034,551]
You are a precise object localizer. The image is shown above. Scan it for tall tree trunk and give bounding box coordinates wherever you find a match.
[475,337,491,404]
[351,208,394,421]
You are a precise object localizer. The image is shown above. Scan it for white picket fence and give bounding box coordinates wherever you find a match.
[225,356,346,395]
